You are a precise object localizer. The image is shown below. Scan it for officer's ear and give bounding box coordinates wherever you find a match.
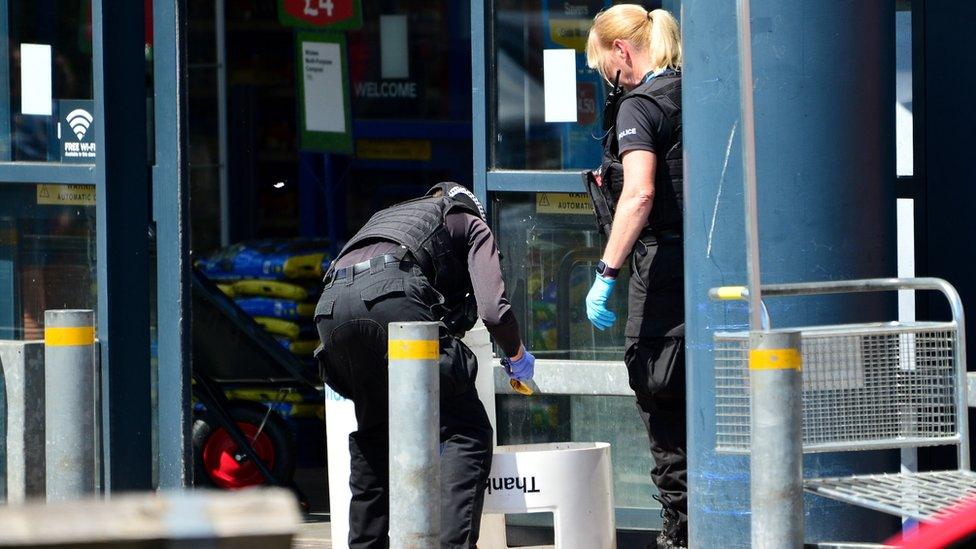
[612,39,628,60]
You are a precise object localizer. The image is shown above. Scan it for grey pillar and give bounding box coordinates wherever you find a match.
[388,322,440,547]
[682,1,898,546]
[44,310,96,501]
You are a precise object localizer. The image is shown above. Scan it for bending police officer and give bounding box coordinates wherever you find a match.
[583,7,687,548]
[314,182,535,549]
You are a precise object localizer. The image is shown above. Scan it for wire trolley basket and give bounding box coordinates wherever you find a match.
[715,321,958,454]
[711,279,975,522]
[711,279,968,458]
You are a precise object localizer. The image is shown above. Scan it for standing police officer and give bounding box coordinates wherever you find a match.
[314,182,535,549]
[583,7,687,549]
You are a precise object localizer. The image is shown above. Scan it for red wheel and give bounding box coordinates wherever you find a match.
[202,421,277,489]
[192,401,296,489]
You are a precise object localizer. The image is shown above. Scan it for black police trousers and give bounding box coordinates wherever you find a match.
[314,260,493,549]
[625,235,687,532]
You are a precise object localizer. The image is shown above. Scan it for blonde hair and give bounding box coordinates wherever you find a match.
[586,6,682,81]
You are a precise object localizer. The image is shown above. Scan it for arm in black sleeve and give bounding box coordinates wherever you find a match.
[445,212,523,358]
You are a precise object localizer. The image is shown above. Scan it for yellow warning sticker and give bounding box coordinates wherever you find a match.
[536,192,591,215]
[37,184,95,206]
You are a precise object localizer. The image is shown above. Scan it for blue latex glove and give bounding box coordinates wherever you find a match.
[585,274,617,330]
[501,347,536,381]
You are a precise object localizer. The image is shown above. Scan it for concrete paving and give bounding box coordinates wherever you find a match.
[294,514,332,548]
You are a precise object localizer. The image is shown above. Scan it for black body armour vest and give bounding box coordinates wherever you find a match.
[332,195,478,317]
[599,71,683,233]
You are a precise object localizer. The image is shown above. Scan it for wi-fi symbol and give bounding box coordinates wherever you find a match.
[65,109,93,140]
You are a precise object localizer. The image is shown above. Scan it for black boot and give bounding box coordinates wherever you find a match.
[655,505,687,549]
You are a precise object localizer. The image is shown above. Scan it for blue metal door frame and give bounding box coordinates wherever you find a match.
[152,0,192,488]
[92,0,153,492]
[0,0,164,490]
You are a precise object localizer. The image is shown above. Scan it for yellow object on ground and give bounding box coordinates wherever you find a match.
[283,253,325,280]
[254,317,301,339]
[510,379,534,396]
[232,279,310,301]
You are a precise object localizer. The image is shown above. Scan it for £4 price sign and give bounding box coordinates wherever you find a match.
[278,0,362,30]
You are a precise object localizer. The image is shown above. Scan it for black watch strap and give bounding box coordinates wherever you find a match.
[596,260,619,279]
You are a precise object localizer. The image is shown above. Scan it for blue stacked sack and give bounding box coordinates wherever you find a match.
[196,239,330,281]
[235,297,315,321]
[196,239,329,364]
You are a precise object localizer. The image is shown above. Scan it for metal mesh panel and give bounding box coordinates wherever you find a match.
[714,322,958,453]
[804,470,976,522]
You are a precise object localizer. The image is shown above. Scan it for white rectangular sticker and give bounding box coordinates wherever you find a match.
[380,15,409,80]
[543,49,577,123]
[21,44,52,115]
[302,41,345,133]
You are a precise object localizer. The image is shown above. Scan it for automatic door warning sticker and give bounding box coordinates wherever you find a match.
[37,184,95,206]
[536,192,590,215]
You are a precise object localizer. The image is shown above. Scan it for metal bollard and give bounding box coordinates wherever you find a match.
[44,310,96,501]
[388,322,440,548]
[749,330,804,548]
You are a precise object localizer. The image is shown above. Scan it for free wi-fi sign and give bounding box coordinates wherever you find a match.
[58,100,97,163]
[65,109,93,140]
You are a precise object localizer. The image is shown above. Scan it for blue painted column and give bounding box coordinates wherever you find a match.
[682,1,898,546]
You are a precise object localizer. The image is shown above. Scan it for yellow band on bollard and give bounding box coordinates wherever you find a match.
[715,286,747,300]
[44,326,95,347]
[389,339,439,360]
[749,348,802,371]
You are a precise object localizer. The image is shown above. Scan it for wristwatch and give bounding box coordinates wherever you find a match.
[596,260,619,279]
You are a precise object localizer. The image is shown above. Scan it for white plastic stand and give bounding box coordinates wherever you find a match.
[324,386,356,549]
[482,442,616,549]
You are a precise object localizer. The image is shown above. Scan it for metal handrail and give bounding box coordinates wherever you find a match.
[709,277,970,470]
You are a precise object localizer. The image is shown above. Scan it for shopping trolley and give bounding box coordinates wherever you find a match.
[710,277,976,522]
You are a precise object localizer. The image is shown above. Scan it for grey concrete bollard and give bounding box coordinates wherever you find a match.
[0,341,46,503]
[44,310,96,501]
[749,330,804,548]
[388,321,440,548]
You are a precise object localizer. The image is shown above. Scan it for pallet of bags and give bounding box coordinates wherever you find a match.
[196,239,329,365]
[196,239,330,281]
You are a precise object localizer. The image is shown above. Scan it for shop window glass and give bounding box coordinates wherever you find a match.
[492,1,613,171]
[5,0,94,163]
[492,191,625,360]
[347,1,470,120]
[0,183,95,339]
